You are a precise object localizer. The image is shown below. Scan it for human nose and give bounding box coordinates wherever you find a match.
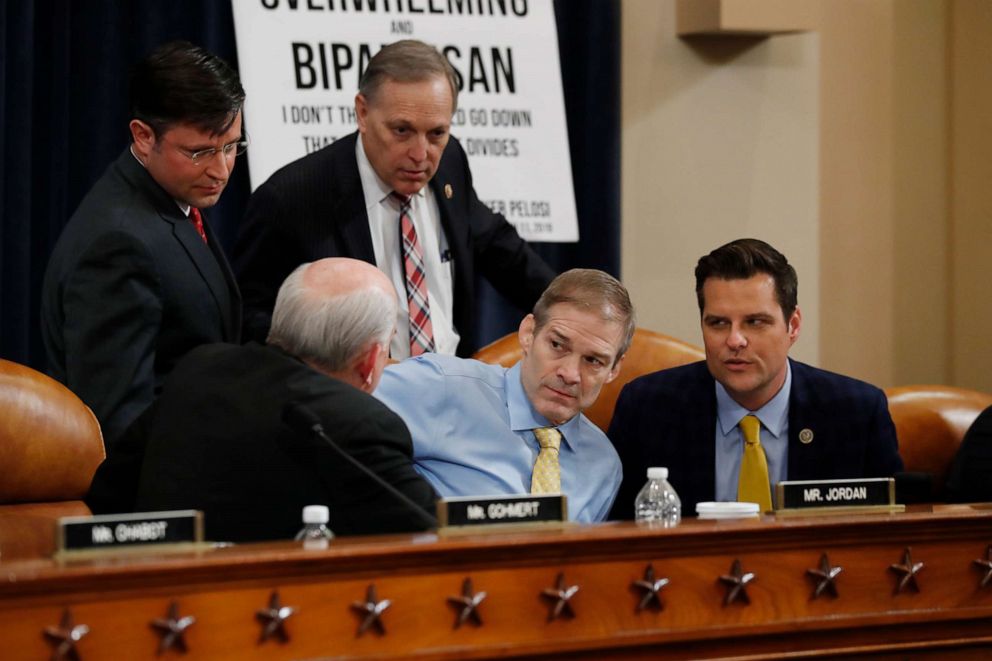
[727,324,748,351]
[556,356,580,385]
[408,135,428,162]
[203,150,232,180]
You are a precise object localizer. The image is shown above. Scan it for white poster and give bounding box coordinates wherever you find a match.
[232,0,578,242]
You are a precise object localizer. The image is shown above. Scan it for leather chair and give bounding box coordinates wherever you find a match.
[885,385,992,500]
[473,327,705,432]
[0,359,105,558]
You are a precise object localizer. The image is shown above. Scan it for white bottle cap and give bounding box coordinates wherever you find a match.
[302,504,329,524]
[647,467,668,479]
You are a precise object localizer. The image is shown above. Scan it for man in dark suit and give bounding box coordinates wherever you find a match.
[88,258,437,542]
[41,42,245,446]
[235,39,555,358]
[609,239,903,518]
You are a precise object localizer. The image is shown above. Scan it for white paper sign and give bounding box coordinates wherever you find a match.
[232,0,577,242]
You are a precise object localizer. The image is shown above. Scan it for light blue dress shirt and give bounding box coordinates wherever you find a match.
[714,362,792,505]
[374,355,622,522]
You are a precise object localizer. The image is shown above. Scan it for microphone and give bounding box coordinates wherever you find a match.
[282,401,437,529]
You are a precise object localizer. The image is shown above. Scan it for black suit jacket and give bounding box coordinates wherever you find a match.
[41,149,241,446]
[88,342,437,542]
[608,359,904,518]
[945,405,992,502]
[234,132,555,355]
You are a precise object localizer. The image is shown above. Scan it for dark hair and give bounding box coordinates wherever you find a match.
[358,39,459,113]
[129,41,245,137]
[533,269,636,364]
[694,238,798,321]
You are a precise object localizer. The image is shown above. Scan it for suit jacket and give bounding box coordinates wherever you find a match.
[87,342,437,542]
[41,149,241,446]
[945,405,992,502]
[608,359,904,518]
[234,132,555,356]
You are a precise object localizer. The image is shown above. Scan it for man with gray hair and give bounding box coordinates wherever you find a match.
[87,258,437,542]
[375,269,633,522]
[235,38,555,359]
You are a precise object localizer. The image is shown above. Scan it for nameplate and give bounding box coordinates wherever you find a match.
[437,494,567,528]
[776,478,895,510]
[57,510,203,553]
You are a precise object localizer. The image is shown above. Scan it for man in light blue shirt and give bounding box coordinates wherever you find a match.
[375,269,635,522]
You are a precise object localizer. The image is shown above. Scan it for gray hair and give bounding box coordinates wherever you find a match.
[359,39,459,113]
[533,269,636,364]
[267,263,397,372]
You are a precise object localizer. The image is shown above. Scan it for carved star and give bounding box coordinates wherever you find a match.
[150,600,195,654]
[973,545,992,589]
[806,553,843,599]
[889,547,925,594]
[541,572,579,621]
[255,590,296,643]
[632,563,670,612]
[447,577,486,628]
[43,608,89,661]
[719,558,755,606]
[351,584,391,636]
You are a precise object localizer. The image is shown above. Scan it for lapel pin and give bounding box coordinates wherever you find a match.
[799,428,814,444]
[444,183,453,199]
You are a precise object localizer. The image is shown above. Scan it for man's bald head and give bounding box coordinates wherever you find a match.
[267,258,398,376]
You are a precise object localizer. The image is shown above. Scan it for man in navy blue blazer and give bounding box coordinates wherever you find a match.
[608,239,903,518]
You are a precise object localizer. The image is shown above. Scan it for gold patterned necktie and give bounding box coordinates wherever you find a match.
[737,415,773,512]
[530,427,562,494]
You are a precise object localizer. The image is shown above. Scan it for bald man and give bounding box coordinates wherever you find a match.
[87,258,437,542]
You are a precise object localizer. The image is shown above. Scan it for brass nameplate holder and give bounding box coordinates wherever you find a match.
[437,494,568,534]
[56,510,204,556]
[775,478,903,516]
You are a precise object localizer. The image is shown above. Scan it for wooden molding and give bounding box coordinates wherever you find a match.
[677,0,816,36]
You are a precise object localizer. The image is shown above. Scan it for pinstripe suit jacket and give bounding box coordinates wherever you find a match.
[233,132,555,356]
[607,359,903,518]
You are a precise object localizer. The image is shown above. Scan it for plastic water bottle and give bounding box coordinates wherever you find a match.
[295,505,334,548]
[634,467,681,527]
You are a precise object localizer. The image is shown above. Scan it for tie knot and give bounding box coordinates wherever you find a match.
[391,191,411,211]
[534,427,561,451]
[739,415,761,446]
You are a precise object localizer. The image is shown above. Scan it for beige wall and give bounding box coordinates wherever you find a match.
[621,0,820,365]
[950,0,992,391]
[622,0,991,391]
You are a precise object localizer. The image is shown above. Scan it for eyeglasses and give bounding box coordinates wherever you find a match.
[180,135,250,165]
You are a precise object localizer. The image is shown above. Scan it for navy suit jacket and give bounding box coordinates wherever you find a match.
[608,359,903,519]
[41,149,241,446]
[234,131,555,356]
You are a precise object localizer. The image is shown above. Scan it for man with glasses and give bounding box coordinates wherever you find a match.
[41,41,246,447]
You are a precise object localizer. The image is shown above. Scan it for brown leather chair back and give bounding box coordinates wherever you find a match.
[473,327,705,431]
[885,385,992,498]
[0,358,105,503]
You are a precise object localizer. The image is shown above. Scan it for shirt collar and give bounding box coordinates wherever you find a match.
[505,362,581,448]
[715,360,791,438]
[355,135,427,211]
[129,145,191,217]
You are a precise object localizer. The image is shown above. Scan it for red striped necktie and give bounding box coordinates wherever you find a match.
[190,207,208,244]
[392,193,435,356]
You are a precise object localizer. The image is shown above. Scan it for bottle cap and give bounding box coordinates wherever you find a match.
[302,504,329,524]
[647,467,668,479]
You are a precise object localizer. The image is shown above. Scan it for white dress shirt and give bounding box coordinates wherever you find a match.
[356,137,460,358]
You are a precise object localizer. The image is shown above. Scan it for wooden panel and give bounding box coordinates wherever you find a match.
[2,508,992,659]
[677,0,816,36]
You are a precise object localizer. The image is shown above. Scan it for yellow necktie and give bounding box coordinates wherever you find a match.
[737,415,773,512]
[531,427,562,494]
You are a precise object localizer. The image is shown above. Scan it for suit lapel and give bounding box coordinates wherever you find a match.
[201,214,242,342]
[170,215,235,329]
[787,359,819,480]
[335,132,377,265]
